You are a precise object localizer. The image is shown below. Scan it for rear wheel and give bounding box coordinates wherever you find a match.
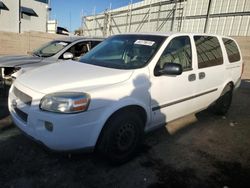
[97,111,144,164]
[212,87,233,115]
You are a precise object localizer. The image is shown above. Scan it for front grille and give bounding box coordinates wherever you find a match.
[14,107,28,122]
[13,87,32,105]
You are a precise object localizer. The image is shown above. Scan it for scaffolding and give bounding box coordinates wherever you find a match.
[82,0,250,37]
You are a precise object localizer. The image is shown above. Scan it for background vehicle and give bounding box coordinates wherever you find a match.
[9,33,243,163]
[0,37,103,85]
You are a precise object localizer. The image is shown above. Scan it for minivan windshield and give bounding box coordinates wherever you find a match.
[80,35,166,69]
[33,40,71,58]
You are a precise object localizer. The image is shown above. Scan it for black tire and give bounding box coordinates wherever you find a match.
[212,88,233,115]
[97,110,144,164]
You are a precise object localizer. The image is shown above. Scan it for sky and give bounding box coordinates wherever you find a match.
[50,0,143,32]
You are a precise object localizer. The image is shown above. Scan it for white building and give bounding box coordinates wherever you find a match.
[47,19,57,34]
[0,0,50,33]
[82,0,250,36]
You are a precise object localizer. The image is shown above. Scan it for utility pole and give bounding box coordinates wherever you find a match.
[69,11,72,33]
[48,0,51,19]
[81,9,84,30]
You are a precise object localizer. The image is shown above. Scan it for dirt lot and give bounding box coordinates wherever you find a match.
[0,79,250,188]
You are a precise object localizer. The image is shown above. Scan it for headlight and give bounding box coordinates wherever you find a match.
[40,92,90,113]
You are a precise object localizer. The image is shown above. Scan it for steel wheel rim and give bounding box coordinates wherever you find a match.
[115,122,136,152]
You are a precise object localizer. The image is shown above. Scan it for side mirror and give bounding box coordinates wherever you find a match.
[155,63,183,76]
[63,52,74,60]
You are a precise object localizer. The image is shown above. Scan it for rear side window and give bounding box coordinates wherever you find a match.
[222,38,241,63]
[194,36,223,69]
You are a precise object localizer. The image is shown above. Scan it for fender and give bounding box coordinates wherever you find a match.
[92,97,151,146]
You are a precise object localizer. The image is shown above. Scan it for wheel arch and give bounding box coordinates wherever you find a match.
[221,81,234,96]
[107,105,148,124]
[94,104,148,149]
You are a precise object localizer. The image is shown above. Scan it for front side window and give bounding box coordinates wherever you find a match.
[80,35,166,69]
[194,36,223,69]
[33,41,71,58]
[222,38,241,63]
[156,36,192,71]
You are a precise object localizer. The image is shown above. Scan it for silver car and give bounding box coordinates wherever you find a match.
[0,37,103,86]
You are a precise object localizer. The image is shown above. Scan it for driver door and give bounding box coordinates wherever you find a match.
[150,36,197,127]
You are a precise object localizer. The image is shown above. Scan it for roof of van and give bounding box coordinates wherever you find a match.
[114,32,231,38]
[55,33,233,42]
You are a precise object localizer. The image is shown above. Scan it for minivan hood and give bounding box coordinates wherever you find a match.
[0,55,42,67]
[17,61,133,93]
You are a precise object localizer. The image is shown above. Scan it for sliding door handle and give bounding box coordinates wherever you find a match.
[188,74,196,82]
[199,72,206,79]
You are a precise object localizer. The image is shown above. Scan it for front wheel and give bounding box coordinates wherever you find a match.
[97,111,144,164]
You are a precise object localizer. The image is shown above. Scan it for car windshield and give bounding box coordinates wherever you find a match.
[32,40,71,58]
[80,35,166,69]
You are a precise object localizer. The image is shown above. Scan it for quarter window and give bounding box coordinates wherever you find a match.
[222,38,241,63]
[156,36,192,71]
[194,36,223,69]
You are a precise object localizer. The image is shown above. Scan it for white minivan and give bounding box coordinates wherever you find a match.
[9,33,243,163]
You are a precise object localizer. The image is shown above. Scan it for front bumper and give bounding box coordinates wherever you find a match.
[8,83,104,151]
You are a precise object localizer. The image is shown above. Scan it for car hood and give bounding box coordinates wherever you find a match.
[17,61,134,93]
[0,55,42,67]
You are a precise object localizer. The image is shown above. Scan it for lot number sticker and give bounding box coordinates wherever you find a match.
[58,42,68,46]
[134,40,155,46]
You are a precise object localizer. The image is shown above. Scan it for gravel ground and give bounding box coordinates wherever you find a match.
[0,80,250,188]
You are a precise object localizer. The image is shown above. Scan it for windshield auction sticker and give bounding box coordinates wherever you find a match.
[58,42,68,46]
[134,40,155,46]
